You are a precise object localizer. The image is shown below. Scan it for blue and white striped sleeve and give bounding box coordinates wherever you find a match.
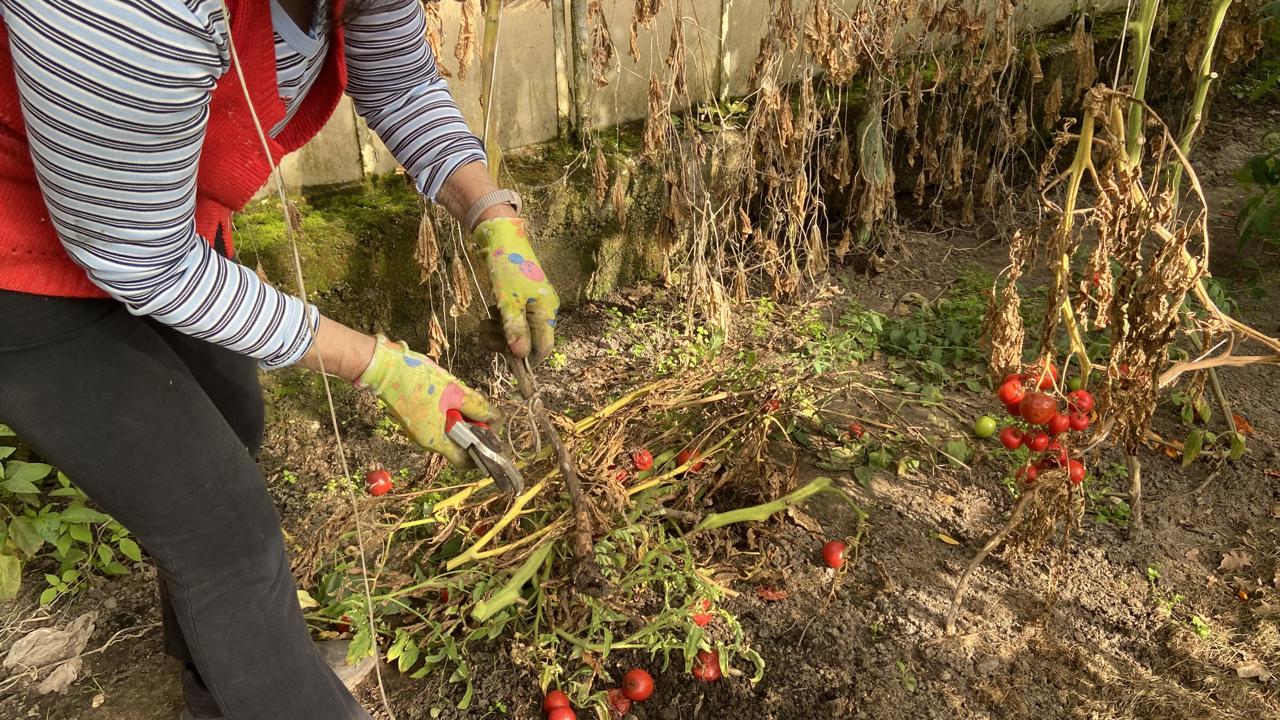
[343,0,487,201]
[2,0,318,370]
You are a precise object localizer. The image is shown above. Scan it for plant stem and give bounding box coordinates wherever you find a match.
[1125,0,1161,168]
[479,0,504,178]
[471,541,555,622]
[550,0,572,139]
[1170,0,1234,196]
[1056,112,1097,383]
[692,476,840,532]
[569,0,591,140]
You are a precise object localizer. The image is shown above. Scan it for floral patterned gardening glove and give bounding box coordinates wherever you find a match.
[357,335,498,466]
[474,217,560,364]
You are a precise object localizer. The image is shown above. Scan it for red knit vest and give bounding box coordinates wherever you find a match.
[0,0,348,298]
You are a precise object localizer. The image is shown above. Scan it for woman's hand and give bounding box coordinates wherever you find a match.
[356,335,497,466]
[474,217,560,364]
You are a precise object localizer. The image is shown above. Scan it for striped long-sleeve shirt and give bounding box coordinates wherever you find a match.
[1,0,485,369]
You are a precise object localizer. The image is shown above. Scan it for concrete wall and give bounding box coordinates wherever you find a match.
[275,0,1120,191]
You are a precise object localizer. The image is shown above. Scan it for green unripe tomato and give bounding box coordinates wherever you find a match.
[1067,376,1084,392]
[973,415,998,438]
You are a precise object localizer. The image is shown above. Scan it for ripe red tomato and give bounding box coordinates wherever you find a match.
[1027,361,1059,390]
[365,468,392,496]
[997,379,1026,406]
[333,615,352,633]
[547,709,577,720]
[614,468,631,483]
[1005,401,1022,418]
[847,421,865,439]
[1017,464,1039,486]
[1067,390,1095,414]
[763,398,781,413]
[822,540,847,569]
[999,426,1024,450]
[1068,459,1086,484]
[1025,431,1050,453]
[622,669,654,702]
[691,649,721,682]
[1047,413,1071,436]
[542,690,571,715]
[631,448,654,471]
[1001,373,1023,385]
[676,450,706,472]
[691,598,713,627]
[1069,411,1090,431]
[1019,392,1058,425]
[606,688,632,715]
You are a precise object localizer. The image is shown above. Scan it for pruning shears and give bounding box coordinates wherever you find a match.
[444,408,524,496]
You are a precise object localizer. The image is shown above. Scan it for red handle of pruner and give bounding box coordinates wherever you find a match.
[445,408,489,433]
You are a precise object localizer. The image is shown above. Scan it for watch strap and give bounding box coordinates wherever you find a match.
[464,189,523,233]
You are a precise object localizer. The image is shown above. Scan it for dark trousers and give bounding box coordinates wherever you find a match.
[0,290,369,720]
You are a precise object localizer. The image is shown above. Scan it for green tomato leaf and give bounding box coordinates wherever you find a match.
[0,447,15,460]
[1227,432,1246,461]
[5,462,52,485]
[39,586,58,606]
[68,523,93,544]
[944,440,969,466]
[1,477,40,495]
[1182,429,1204,467]
[59,504,112,524]
[8,516,43,556]
[118,538,143,562]
[0,552,20,600]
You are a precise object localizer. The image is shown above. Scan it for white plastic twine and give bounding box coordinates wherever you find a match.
[219,3,396,717]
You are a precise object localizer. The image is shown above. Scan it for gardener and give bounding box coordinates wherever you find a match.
[0,0,558,718]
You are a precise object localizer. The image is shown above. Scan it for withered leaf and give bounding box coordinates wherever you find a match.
[1219,550,1252,574]
[756,587,789,602]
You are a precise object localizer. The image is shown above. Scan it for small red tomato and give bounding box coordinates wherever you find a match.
[1001,372,1023,386]
[542,690,571,715]
[691,598,714,627]
[822,540,847,569]
[1047,413,1071,436]
[365,468,393,496]
[676,450,706,472]
[997,379,1026,406]
[764,398,781,413]
[1027,362,1059,390]
[1017,463,1039,486]
[622,669,654,702]
[1068,459,1086,484]
[999,426,1024,450]
[691,650,721,682]
[1019,392,1058,425]
[1005,401,1022,418]
[847,421,865,439]
[547,709,577,720]
[631,448,654,472]
[606,688,632,715]
[1025,431,1050,453]
[614,468,631,483]
[333,614,352,633]
[1069,411,1090,431]
[438,588,450,604]
[1067,390,1095,414]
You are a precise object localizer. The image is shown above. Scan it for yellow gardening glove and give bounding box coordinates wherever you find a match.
[357,335,497,466]
[473,217,560,364]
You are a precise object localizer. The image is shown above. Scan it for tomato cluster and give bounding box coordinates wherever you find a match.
[994,364,1094,487]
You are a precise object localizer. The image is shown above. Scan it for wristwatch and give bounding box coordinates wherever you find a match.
[465,189,523,233]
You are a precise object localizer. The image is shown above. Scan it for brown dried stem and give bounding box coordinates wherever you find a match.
[507,357,607,597]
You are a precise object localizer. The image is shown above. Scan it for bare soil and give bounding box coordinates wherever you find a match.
[3,97,1279,720]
